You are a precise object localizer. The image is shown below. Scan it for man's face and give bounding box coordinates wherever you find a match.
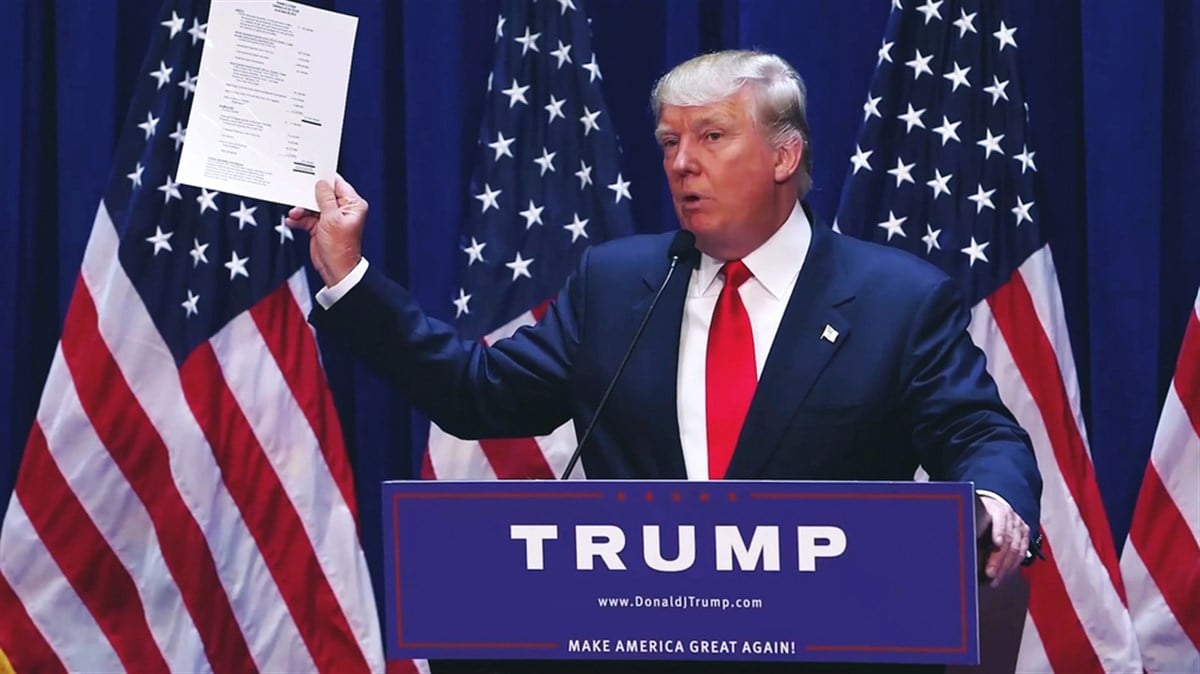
[656,88,789,260]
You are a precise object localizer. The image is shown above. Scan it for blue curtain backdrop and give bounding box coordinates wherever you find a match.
[2,0,1197,620]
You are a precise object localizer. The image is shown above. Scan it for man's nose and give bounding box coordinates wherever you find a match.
[671,140,698,175]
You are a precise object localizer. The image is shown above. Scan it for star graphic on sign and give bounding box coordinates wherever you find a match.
[162,11,184,38]
[863,95,883,121]
[850,145,873,174]
[169,122,186,151]
[1012,197,1035,226]
[550,40,573,68]
[582,54,602,82]
[898,104,927,132]
[906,50,934,80]
[968,185,997,213]
[608,173,632,203]
[487,131,515,160]
[575,160,593,188]
[127,162,144,189]
[158,175,182,203]
[150,61,174,89]
[916,0,943,24]
[545,95,567,124]
[534,148,557,176]
[501,79,529,108]
[961,237,990,266]
[495,15,505,41]
[231,201,257,229]
[181,290,200,317]
[275,216,294,243]
[932,116,961,146]
[475,183,502,213]
[922,225,943,253]
[514,26,541,55]
[887,157,916,187]
[189,238,209,267]
[463,237,487,265]
[983,76,1010,105]
[926,169,953,199]
[877,211,908,241]
[953,8,977,37]
[453,289,472,318]
[506,252,534,280]
[943,62,971,91]
[519,200,545,228]
[556,0,577,14]
[564,213,589,242]
[138,112,160,140]
[178,71,198,99]
[225,250,250,280]
[187,18,207,45]
[878,40,894,65]
[197,188,220,215]
[1014,145,1038,173]
[977,129,1005,158]
[994,21,1018,52]
[580,107,602,136]
[146,226,173,255]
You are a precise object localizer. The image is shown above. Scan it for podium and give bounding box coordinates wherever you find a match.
[382,480,980,666]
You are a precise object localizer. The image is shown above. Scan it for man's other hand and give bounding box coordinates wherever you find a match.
[285,176,368,287]
[977,493,1030,588]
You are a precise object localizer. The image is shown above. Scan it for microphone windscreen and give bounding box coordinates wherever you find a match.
[667,230,697,261]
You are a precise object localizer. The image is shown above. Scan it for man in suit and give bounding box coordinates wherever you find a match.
[288,50,1041,674]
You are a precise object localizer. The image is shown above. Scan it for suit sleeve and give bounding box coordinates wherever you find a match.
[307,250,590,439]
[902,277,1043,531]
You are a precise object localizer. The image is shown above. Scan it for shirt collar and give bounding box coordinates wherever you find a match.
[692,201,813,299]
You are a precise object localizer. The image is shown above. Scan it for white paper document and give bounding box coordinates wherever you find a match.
[177,0,357,210]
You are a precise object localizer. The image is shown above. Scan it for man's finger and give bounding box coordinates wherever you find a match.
[314,179,338,213]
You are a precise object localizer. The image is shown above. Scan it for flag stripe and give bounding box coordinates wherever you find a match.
[1175,311,1200,436]
[60,276,257,673]
[180,341,370,674]
[1023,537,1106,674]
[1122,544,1200,673]
[478,437,555,478]
[0,573,65,674]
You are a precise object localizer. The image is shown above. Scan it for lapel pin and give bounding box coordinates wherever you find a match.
[821,325,839,344]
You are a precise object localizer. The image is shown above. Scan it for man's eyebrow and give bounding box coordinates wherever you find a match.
[656,114,733,138]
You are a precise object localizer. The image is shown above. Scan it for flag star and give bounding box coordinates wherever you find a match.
[926,169,953,199]
[231,200,258,229]
[127,162,144,189]
[580,107,601,136]
[550,40,573,68]
[506,252,534,280]
[487,72,493,92]
[545,95,567,124]
[158,175,182,203]
[877,211,908,241]
[1015,145,1038,173]
[224,251,250,280]
[145,226,173,255]
[916,0,944,24]
[556,0,577,14]
[878,40,894,65]
[178,71,198,99]
[906,50,934,80]
[149,61,173,89]
[187,18,207,45]
[932,116,962,145]
[514,26,541,55]
[188,237,210,266]
[475,183,502,212]
[968,185,997,213]
[850,145,873,174]
[922,225,943,253]
[169,122,186,151]
[961,237,990,266]
[275,215,294,243]
[519,200,545,228]
[197,188,220,215]
[887,157,916,186]
[575,160,593,188]
[892,0,903,9]
[983,76,1010,105]
[162,11,184,38]
[453,289,472,317]
[487,131,515,160]
[182,290,200,317]
[138,112,160,139]
[501,79,530,108]
[863,95,883,121]
[533,147,557,176]
[898,104,927,132]
[953,8,978,37]
[495,15,505,41]
[463,237,487,265]
[582,54,602,82]
[1012,197,1035,225]
[994,21,1018,51]
[943,62,971,92]
[564,213,589,242]
[977,129,1006,158]
[608,173,632,203]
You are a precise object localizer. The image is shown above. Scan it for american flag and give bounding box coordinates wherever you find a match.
[421,0,635,482]
[1120,288,1200,673]
[0,1,383,671]
[835,1,1143,671]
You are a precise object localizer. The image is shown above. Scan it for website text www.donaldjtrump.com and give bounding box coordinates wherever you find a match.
[596,594,763,610]
[567,638,796,655]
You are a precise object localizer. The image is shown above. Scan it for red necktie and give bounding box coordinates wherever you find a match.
[706,260,756,479]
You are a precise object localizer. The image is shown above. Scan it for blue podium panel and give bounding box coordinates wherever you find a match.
[382,480,979,665]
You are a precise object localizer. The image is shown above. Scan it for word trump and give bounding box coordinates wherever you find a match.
[510,524,847,572]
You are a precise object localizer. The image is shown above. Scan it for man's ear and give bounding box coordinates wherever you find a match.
[773,137,803,184]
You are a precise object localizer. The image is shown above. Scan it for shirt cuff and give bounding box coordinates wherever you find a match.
[975,489,1011,511]
[315,258,370,310]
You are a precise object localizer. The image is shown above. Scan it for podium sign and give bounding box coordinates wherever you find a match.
[382,480,979,665]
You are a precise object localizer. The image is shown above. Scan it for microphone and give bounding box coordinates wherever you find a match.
[560,230,697,480]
